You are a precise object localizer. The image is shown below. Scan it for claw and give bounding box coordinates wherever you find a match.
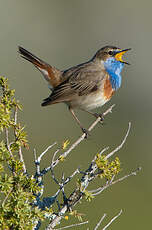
[81,127,90,138]
[94,113,104,122]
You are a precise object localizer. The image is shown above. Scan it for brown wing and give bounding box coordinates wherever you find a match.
[42,62,106,106]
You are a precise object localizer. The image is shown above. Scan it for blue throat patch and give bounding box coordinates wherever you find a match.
[104,57,124,90]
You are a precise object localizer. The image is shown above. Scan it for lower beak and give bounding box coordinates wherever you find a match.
[115,48,131,64]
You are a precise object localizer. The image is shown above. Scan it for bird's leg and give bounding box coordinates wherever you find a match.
[80,109,104,123]
[69,107,89,138]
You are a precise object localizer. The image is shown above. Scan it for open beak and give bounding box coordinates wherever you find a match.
[115,48,131,65]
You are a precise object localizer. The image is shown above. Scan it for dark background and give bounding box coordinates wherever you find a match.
[0,1,151,229]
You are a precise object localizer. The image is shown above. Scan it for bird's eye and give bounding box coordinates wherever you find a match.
[108,50,113,55]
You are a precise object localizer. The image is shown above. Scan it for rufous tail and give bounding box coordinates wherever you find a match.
[18,46,62,88]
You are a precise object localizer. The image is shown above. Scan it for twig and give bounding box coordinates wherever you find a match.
[51,169,80,200]
[100,147,109,155]
[105,122,131,160]
[102,210,122,230]
[58,164,139,226]
[40,105,115,179]
[37,142,57,162]
[34,148,40,179]
[51,105,115,169]
[55,221,89,230]
[87,122,131,183]
[34,148,37,162]
[2,188,13,207]
[94,214,107,230]
[110,167,142,186]
[63,169,79,186]
[90,167,141,196]
[34,144,57,199]
[14,106,27,174]
[52,149,60,163]
[51,168,59,185]
[5,127,16,176]
[5,127,13,158]
[18,146,26,174]
[46,121,135,229]
[34,142,57,180]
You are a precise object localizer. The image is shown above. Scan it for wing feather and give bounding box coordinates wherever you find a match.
[42,62,106,106]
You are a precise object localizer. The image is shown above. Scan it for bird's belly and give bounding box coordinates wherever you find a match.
[68,92,109,111]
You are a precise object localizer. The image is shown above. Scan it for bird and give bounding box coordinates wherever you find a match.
[18,45,131,137]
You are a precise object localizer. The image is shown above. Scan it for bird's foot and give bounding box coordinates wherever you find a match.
[94,113,104,122]
[81,127,90,138]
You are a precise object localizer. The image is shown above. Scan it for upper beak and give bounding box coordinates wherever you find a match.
[115,48,131,64]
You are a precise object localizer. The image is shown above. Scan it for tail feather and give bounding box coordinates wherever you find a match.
[18,46,62,88]
[18,46,48,69]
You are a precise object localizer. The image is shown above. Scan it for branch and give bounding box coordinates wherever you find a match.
[36,105,114,181]
[37,142,57,163]
[5,127,13,158]
[94,214,107,230]
[33,143,57,199]
[55,221,89,230]
[102,209,122,230]
[14,106,27,174]
[46,122,141,229]
[2,187,13,207]
[105,122,131,160]
[50,105,115,170]
[34,142,56,180]
[90,167,141,196]
[51,169,80,201]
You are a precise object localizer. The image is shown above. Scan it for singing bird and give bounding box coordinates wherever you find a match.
[18,46,130,137]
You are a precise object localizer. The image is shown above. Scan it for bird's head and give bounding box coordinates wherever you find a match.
[94,46,131,74]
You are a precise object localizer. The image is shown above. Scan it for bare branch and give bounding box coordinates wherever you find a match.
[52,149,60,163]
[50,168,60,185]
[18,146,26,174]
[2,187,13,207]
[51,105,115,170]
[102,209,122,230]
[45,120,135,229]
[51,169,80,200]
[14,106,27,174]
[34,148,40,178]
[34,143,57,180]
[55,221,89,230]
[14,105,18,124]
[94,214,107,230]
[111,167,142,186]
[34,148,37,162]
[5,127,13,158]
[63,169,79,186]
[31,106,139,230]
[90,167,141,196]
[37,142,57,162]
[105,122,131,160]
[100,147,110,155]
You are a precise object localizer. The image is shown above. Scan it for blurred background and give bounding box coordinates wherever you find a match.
[0,0,151,229]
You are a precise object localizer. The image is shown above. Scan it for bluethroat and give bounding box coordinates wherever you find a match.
[18,46,131,137]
